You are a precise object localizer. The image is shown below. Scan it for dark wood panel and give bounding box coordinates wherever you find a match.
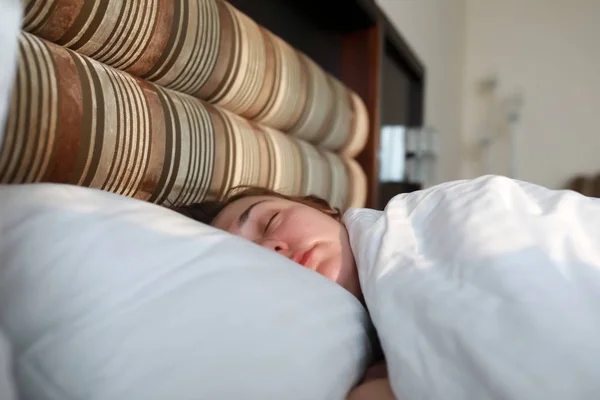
[227,0,379,79]
[380,11,424,81]
[229,0,378,31]
[409,77,425,126]
[342,24,382,209]
[379,182,421,209]
[381,50,411,126]
[380,12,425,129]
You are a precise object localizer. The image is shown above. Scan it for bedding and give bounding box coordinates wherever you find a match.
[0,0,20,148]
[0,183,372,400]
[0,330,16,400]
[344,175,600,400]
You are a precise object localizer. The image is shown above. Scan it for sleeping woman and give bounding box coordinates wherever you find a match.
[171,176,600,400]
[171,186,394,400]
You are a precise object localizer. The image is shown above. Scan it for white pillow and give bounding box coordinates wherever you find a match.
[0,0,21,148]
[0,184,371,400]
[0,329,16,400]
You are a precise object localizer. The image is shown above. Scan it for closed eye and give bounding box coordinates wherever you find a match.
[264,212,279,234]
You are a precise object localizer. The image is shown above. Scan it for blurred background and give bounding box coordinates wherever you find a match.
[378,0,600,192]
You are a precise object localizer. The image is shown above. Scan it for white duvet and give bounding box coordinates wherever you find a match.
[344,175,600,400]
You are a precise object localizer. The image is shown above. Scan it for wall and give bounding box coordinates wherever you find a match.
[377,0,467,185]
[462,0,600,188]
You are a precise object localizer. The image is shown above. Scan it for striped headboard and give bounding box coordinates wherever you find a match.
[1,0,369,209]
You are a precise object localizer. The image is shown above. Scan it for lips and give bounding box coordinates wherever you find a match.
[293,247,316,270]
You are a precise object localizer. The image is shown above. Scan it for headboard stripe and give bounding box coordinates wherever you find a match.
[1,32,364,209]
[21,0,369,155]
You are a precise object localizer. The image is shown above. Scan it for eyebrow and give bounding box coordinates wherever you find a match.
[237,200,269,227]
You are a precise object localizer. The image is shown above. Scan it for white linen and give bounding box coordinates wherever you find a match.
[0,330,16,400]
[0,0,21,148]
[344,175,600,400]
[0,183,371,400]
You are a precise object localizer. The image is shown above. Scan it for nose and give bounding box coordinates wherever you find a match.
[260,239,290,257]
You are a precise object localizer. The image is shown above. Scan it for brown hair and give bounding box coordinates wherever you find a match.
[170,186,342,225]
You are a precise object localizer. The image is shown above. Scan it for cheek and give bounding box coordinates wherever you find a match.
[278,213,334,244]
[318,255,343,282]
[322,241,356,291]
[321,222,352,263]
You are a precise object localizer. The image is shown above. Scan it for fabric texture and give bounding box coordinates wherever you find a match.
[0,32,363,209]
[0,0,21,149]
[22,0,369,154]
[344,175,600,400]
[0,330,16,400]
[0,183,372,400]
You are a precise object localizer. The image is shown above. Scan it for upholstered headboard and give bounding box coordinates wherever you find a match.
[0,0,368,209]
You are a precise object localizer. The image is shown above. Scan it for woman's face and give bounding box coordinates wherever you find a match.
[212,195,360,298]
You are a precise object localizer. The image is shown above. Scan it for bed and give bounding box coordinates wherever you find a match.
[0,1,375,399]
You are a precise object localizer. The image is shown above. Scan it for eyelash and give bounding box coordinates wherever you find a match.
[264,212,279,234]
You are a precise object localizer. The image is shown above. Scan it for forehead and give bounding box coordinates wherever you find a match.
[212,195,283,230]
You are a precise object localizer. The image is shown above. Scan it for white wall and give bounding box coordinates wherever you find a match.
[377,0,467,185]
[462,0,600,188]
